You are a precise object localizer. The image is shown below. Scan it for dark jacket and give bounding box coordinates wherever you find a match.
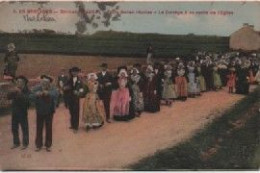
[30,85,59,115]
[7,87,30,116]
[65,77,87,101]
[97,71,113,99]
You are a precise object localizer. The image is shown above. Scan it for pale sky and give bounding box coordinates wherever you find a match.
[0,1,259,36]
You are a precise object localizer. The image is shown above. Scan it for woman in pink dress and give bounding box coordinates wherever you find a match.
[110,67,134,121]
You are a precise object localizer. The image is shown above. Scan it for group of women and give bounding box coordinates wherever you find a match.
[74,51,259,131]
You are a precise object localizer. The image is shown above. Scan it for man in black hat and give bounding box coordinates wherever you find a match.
[64,67,86,132]
[97,63,113,123]
[30,75,59,152]
[7,75,30,150]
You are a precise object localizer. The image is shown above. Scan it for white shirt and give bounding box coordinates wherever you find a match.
[101,71,107,76]
[73,77,77,86]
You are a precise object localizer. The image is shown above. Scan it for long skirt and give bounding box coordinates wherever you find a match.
[236,80,249,94]
[82,93,105,128]
[175,76,188,98]
[110,88,134,121]
[188,73,197,95]
[132,84,144,112]
[162,81,177,99]
[249,71,255,84]
[198,75,206,92]
[213,72,222,89]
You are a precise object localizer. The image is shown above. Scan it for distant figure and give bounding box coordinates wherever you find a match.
[143,65,160,113]
[56,68,69,108]
[162,64,177,106]
[30,75,59,152]
[7,76,30,150]
[226,68,236,93]
[4,43,20,78]
[255,67,260,85]
[235,61,250,95]
[146,44,153,65]
[175,63,188,101]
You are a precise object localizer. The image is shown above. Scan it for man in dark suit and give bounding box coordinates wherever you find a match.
[64,67,86,133]
[30,75,59,152]
[97,63,113,123]
[7,75,30,150]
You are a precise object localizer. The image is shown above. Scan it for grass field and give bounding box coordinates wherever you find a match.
[0,31,229,57]
[129,87,260,170]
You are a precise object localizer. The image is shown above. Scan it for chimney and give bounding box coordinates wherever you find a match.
[243,23,249,26]
[249,25,254,29]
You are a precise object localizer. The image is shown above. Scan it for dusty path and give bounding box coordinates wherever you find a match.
[0,88,246,170]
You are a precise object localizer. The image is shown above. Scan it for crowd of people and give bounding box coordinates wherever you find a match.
[4,43,259,152]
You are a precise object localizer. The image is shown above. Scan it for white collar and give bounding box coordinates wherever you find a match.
[102,71,107,75]
[73,77,77,82]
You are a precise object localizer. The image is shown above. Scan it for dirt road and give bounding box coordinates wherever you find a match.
[0,87,246,170]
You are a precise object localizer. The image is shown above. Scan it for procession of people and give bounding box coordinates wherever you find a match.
[3,43,259,152]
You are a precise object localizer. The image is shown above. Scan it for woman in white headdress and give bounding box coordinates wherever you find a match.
[82,73,105,130]
[162,64,177,106]
[130,67,144,117]
[175,62,188,101]
[187,61,199,97]
[110,67,134,121]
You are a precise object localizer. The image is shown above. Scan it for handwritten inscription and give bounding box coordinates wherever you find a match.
[23,13,56,22]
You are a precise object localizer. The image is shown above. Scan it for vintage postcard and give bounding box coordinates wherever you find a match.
[0,0,259,171]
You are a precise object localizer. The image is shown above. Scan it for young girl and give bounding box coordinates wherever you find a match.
[82,73,105,130]
[162,64,177,106]
[226,68,236,93]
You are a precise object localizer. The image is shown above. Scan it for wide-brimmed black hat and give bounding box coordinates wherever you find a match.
[15,75,28,84]
[100,63,108,68]
[40,75,53,83]
[69,67,81,73]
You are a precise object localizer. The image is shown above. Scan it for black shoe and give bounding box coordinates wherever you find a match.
[35,148,41,152]
[11,144,20,149]
[46,148,51,152]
